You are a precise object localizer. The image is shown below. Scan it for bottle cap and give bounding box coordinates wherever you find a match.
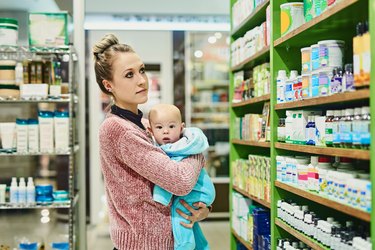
[278,70,287,78]
[318,156,331,163]
[345,108,354,116]
[326,110,334,116]
[361,106,370,115]
[340,157,352,163]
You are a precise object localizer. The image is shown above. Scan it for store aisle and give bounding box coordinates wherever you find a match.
[88,220,230,250]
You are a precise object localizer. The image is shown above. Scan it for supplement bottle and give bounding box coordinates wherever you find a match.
[325,110,334,147]
[352,107,362,148]
[277,70,287,103]
[360,106,370,149]
[340,109,354,148]
[332,110,342,147]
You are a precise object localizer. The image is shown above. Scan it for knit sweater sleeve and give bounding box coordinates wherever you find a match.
[116,122,204,196]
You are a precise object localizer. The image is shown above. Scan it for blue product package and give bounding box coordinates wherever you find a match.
[36,184,53,202]
[52,242,69,250]
[19,243,38,250]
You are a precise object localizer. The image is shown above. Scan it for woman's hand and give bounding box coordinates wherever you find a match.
[176,200,210,228]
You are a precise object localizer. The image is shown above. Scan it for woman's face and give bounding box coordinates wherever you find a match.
[108,52,149,113]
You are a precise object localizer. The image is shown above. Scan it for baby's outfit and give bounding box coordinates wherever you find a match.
[153,127,216,250]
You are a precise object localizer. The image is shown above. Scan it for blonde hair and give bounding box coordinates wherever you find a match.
[92,34,135,95]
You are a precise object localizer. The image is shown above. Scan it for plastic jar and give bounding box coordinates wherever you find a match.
[318,68,333,96]
[311,44,320,71]
[303,0,314,22]
[316,156,332,196]
[0,60,16,85]
[280,3,304,36]
[0,18,18,46]
[301,74,311,98]
[301,47,311,73]
[318,40,345,69]
[310,71,320,97]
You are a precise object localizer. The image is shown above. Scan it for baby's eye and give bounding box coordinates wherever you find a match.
[169,125,175,129]
[156,126,163,129]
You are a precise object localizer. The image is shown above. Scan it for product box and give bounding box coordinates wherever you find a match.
[315,116,326,146]
[29,12,69,47]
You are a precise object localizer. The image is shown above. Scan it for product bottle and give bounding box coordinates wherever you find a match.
[285,111,294,144]
[22,59,29,84]
[278,118,286,142]
[18,177,26,204]
[26,177,36,204]
[361,21,370,86]
[330,67,343,95]
[332,110,342,147]
[277,70,287,103]
[325,110,334,147]
[10,177,18,204]
[360,106,370,149]
[15,62,23,86]
[307,156,319,191]
[353,22,363,88]
[306,116,316,145]
[342,64,354,92]
[316,156,332,196]
[352,107,362,148]
[340,109,354,148]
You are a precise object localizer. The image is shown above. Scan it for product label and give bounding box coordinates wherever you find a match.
[340,121,353,144]
[285,81,294,102]
[311,48,320,70]
[332,121,340,144]
[352,120,361,145]
[311,74,319,97]
[319,45,329,68]
[330,76,342,94]
[360,120,371,145]
[277,79,285,103]
[325,123,333,145]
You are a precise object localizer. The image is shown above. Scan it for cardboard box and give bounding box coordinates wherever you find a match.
[29,12,69,47]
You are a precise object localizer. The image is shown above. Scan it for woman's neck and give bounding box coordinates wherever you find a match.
[114,102,138,114]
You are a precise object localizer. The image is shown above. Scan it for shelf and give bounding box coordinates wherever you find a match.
[233,185,270,209]
[192,102,229,107]
[275,219,328,250]
[231,46,270,72]
[192,123,229,129]
[232,94,270,108]
[231,228,253,250]
[212,177,230,184]
[275,89,370,110]
[191,113,229,118]
[231,0,270,38]
[0,97,73,104]
[0,200,71,209]
[232,139,270,148]
[193,80,229,89]
[0,145,80,156]
[274,0,363,47]
[275,181,371,222]
[275,142,370,160]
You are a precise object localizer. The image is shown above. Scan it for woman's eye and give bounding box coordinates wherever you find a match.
[125,72,133,78]
[140,67,146,74]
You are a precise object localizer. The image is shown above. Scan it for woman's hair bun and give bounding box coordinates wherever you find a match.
[92,34,119,58]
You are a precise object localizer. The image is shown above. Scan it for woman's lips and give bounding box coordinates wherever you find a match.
[136,89,147,94]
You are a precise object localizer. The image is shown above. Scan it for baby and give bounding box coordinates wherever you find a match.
[148,103,216,250]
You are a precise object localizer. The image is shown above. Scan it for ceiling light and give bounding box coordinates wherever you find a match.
[194,50,203,58]
[208,36,217,44]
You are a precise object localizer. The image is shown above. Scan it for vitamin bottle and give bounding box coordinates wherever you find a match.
[325,110,334,146]
[332,110,342,148]
[340,109,354,148]
[342,64,354,92]
[352,107,362,148]
[277,70,287,103]
[360,106,370,149]
[306,116,316,145]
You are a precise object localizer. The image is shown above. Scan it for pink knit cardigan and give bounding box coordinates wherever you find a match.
[99,114,204,249]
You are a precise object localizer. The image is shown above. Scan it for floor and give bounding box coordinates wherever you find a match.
[88,220,230,250]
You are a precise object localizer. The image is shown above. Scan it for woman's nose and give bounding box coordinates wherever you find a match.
[137,73,147,85]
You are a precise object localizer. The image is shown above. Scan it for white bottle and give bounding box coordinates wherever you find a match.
[307,156,319,191]
[285,111,294,144]
[15,62,23,85]
[277,70,287,103]
[10,177,18,204]
[18,177,26,204]
[26,177,36,204]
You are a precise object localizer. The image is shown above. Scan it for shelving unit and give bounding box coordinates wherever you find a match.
[231,229,253,250]
[230,0,374,249]
[275,181,371,222]
[233,185,270,209]
[229,0,271,248]
[275,219,328,250]
[0,46,81,249]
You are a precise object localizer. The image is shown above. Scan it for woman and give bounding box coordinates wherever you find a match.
[93,34,210,249]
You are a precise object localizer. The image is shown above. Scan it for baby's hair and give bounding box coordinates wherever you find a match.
[92,34,135,95]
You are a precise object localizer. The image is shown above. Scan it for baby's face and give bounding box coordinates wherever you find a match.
[149,112,184,145]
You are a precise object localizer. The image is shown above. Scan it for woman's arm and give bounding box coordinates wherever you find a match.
[117,128,205,196]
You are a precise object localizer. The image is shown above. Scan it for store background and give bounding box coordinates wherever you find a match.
[0,0,231,249]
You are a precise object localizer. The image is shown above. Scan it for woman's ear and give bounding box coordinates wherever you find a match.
[102,79,112,91]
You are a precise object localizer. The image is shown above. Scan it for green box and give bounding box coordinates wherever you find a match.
[28,12,69,47]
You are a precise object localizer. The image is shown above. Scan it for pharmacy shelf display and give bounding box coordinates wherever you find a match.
[0,46,81,248]
[230,0,374,249]
[229,0,271,248]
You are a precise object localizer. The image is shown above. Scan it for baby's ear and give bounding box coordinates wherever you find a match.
[147,126,153,135]
[181,122,185,129]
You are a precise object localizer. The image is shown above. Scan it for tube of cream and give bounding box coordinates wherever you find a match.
[0,122,16,151]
